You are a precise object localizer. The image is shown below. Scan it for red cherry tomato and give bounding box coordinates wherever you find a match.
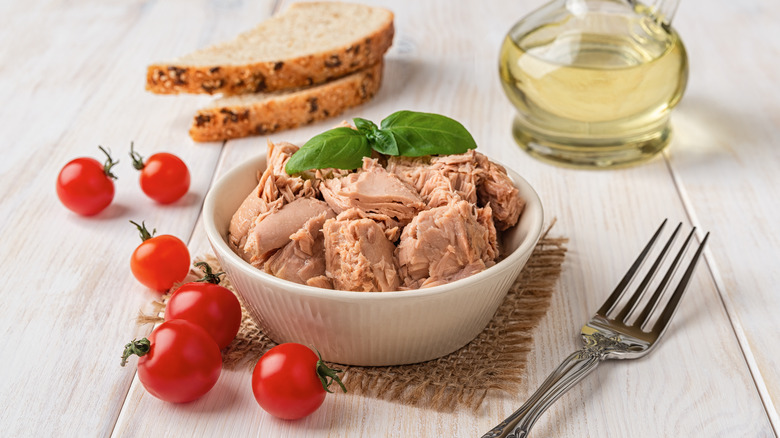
[56,146,118,216]
[165,262,242,350]
[251,343,346,420]
[130,142,190,204]
[121,319,222,403]
[129,221,190,292]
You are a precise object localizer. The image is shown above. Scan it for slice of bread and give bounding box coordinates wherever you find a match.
[147,2,394,95]
[189,61,383,142]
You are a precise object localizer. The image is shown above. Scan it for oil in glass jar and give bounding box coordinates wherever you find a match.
[499,1,688,168]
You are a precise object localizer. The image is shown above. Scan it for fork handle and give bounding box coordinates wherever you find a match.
[482,348,602,438]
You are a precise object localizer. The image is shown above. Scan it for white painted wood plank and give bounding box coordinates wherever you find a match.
[0,0,272,436]
[111,1,774,437]
[665,0,780,430]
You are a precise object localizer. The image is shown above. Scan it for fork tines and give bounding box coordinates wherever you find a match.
[597,219,710,335]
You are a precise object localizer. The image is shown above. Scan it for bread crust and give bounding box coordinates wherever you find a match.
[189,62,383,142]
[147,19,393,95]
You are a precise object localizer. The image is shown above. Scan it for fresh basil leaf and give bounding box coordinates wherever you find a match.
[371,130,399,156]
[285,111,478,174]
[381,110,477,157]
[285,127,371,174]
[353,117,378,137]
[354,117,399,155]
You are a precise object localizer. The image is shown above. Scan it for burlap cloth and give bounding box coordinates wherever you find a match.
[139,224,566,412]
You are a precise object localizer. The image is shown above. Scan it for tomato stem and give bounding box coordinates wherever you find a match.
[130,220,156,242]
[120,338,151,366]
[129,141,146,170]
[193,261,225,285]
[314,349,347,394]
[98,146,119,180]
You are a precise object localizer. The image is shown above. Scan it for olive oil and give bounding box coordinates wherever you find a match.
[499,11,688,168]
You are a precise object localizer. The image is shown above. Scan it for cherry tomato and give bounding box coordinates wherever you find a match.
[164,262,242,349]
[251,343,346,420]
[121,319,222,403]
[130,142,190,204]
[129,221,190,292]
[56,146,118,216]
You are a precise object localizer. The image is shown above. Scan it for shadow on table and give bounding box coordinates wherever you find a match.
[671,95,772,168]
[86,203,131,221]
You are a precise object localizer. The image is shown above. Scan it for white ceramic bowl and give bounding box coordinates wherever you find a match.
[203,153,544,366]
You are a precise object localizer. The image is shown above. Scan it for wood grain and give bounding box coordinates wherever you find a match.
[665,1,780,430]
[0,0,777,436]
[0,0,264,436]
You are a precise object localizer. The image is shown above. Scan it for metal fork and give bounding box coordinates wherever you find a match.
[483,220,710,438]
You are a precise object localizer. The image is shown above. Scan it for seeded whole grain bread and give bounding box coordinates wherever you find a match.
[190,62,383,142]
[147,2,394,95]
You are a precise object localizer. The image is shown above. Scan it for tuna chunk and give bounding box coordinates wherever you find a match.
[258,140,319,204]
[320,158,424,226]
[428,150,482,204]
[330,208,402,242]
[228,181,273,255]
[396,200,496,289]
[306,275,333,289]
[243,198,334,266]
[384,155,430,192]
[477,159,524,231]
[415,170,462,208]
[227,140,318,254]
[477,204,499,261]
[264,210,334,288]
[387,151,482,205]
[386,157,453,208]
[323,213,401,292]
[387,150,525,231]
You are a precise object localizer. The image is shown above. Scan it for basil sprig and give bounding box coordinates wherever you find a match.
[284,110,477,174]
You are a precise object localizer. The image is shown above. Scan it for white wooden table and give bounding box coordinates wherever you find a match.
[1,0,778,436]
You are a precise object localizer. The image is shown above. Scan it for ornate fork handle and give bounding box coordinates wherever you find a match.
[484,223,709,437]
[483,333,627,438]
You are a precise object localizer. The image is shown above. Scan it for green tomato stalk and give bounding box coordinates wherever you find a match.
[120,338,151,366]
[315,349,347,394]
[193,261,225,285]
